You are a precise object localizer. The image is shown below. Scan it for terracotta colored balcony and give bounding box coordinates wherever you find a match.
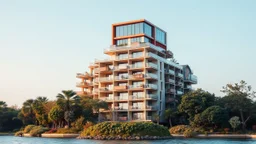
[76,72,92,79]
[100,67,109,72]
[114,85,128,91]
[76,82,92,87]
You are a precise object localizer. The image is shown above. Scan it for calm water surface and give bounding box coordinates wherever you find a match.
[0,136,256,144]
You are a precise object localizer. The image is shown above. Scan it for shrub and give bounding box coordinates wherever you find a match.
[169,125,190,134]
[183,128,198,138]
[29,126,49,137]
[56,128,81,134]
[83,121,94,131]
[23,125,36,133]
[15,131,24,136]
[71,117,85,130]
[80,122,170,137]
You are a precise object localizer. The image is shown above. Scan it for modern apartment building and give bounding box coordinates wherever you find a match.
[76,19,197,122]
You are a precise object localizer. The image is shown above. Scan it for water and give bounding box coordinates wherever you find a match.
[0,136,256,144]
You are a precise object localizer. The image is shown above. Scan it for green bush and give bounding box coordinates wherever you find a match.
[71,116,85,130]
[56,128,81,134]
[183,128,198,138]
[29,126,49,137]
[80,122,170,137]
[23,125,36,133]
[14,131,24,136]
[169,125,190,134]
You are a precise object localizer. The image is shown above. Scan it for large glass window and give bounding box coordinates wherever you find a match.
[116,39,128,46]
[156,28,166,44]
[115,22,152,37]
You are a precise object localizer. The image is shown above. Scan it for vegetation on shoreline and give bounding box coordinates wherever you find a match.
[1,80,256,138]
[80,122,170,137]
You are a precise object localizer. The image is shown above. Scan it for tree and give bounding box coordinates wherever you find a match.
[20,99,36,125]
[48,106,64,128]
[56,90,80,127]
[153,113,160,125]
[220,80,256,130]
[164,108,176,127]
[32,97,48,126]
[229,116,241,132]
[178,89,215,123]
[193,106,229,129]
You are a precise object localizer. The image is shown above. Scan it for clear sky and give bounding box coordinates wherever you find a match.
[0,0,255,107]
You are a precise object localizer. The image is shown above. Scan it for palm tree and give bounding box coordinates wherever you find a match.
[0,101,7,108]
[33,97,48,125]
[56,90,80,127]
[21,99,36,124]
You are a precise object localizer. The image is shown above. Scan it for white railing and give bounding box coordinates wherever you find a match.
[95,58,113,62]
[115,65,129,70]
[145,73,157,79]
[177,73,183,78]
[129,95,144,100]
[146,105,157,110]
[145,84,158,89]
[146,116,152,120]
[146,94,157,99]
[177,90,183,95]
[130,106,144,110]
[99,87,113,91]
[146,63,157,69]
[129,85,144,89]
[169,70,175,75]
[131,64,144,69]
[115,96,128,100]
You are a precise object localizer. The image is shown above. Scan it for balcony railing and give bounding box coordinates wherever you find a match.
[114,85,128,90]
[166,88,175,93]
[100,97,114,101]
[130,106,144,110]
[186,85,192,89]
[146,63,157,69]
[146,116,152,120]
[131,64,144,69]
[129,95,144,100]
[115,96,128,100]
[99,87,113,92]
[76,72,92,78]
[114,106,128,110]
[129,85,144,89]
[177,90,184,95]
[166,79,175,84]
[132,117,144,121]
[115,65,129,70]
[115,76,129,80]
[145,84,158,89]
[145,73,157,79]
[129,74,144,79]
[146,94,157,100]
[146,105,157,110]
[76,82,92,87]
[176,73,184,78]
[95,58,113,63]
[118,116,128,121]
[99,77,113,82]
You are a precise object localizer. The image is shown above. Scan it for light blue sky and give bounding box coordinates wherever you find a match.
[0,0,255,107]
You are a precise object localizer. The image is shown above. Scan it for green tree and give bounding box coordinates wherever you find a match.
[193,106,229,129]
[19,99,36,125]
[48,106,64,128]
[164,108,176,127]
[229,116,241,132]
[32,97,48,126]
[220,80,255,130]
[56,90,80,127]
[178,89,215,123]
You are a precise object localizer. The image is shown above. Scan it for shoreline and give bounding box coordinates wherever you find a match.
[18,134,256,140]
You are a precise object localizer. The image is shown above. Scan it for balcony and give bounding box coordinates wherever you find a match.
[130,53,144,59]
[184,74,198,84]
[166,88,175,94]
[114,85,128,91]
[92,89,99,94]
[100,97,114,101]
[176,73,184,78]
[130,64,144,69]
[129,85,144,90]
[93,78,99,84]
[176,81,184,87]
[104,42,165,55]
[176,90,184,95]
[76,91,92,96]
[132,117,144,121]
[94,68,100,74]
[146,105,157,110]
[165,69,175,75]
[185,85,192,89]
[95,58,113,63]
[129,73,144,80]
[76,82,93,87]
[115,65,129,71]
[129,95,144,100]
[146,94,157,100]
[146,63,157,69]
[165,79,175,84]
[114,75,129,81]
[145,84,158,90]
[145,73,157,79]
[114,106,128,111]
[99,87,113,93]
[76,72,92,79]
[99,77,113,82]
[166,98,177,103]
[146,116,152,121]
[115,96,128,101]
[130,106,144,110]
[116,55,129,61]
[118,116,128,121]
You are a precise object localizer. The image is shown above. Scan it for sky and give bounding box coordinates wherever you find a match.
[0,0,255,107]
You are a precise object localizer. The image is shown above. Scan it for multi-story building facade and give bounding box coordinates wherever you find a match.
[76,19,197,122]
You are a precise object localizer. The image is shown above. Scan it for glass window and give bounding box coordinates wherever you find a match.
[128,25,131,35]
[120,26,124,36]
[123,25,127,36]
[143,23,152,37]
[139,23,143,34]
[156,28,166,44]
[116,26,120,37]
